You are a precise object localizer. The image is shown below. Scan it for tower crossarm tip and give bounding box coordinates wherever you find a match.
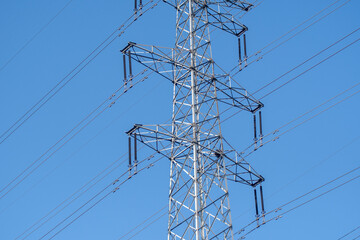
[214,76,263,112]
[121,41,136,53]
[126,123,194,159]
[121,42,180,82]
[203,4,248,37]
[223,154,264,186]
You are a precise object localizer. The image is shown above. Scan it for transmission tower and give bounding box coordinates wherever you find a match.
[123,1,265,239]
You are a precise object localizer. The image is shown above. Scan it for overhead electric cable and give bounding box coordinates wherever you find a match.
[259,37,360,100]
[126,211,168,240]
[237,77,360,158]
[247,0,344,59]
[0,0,160,146]
[1,70,158,216]
[267,134,360,199]
[247,0,352,64]
[241,86,360,160]
[0,72,150,201]
[42,138,225,239]
[232,133,360,222]
[352,234,360,240]
[214,25,360,124]
[16,155,128,240]
[248,174,360,236]
[41,157,162,240]
[0,0,74,73]
[338,225,360,240]
[236,166,360,238]
[15,78,164,239]
[220,35,360,126]
[227,0,352,76]
[118,205,167,239]
[253,26,360,95]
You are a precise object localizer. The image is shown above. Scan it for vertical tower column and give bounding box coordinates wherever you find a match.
[168,1,233,239]
[188,1,201,239]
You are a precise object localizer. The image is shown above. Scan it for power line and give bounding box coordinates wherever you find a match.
[216,25,360,125]
[267,134,360,199]
[126,211,167,240]
[259,37,360,100]
[338,225,360,240]
[237,75,360,158]
[0,0,160,146]
[227,0,352,76]
[0,72,150,201]
[14,77,164,239]
[41,157,162,240]
[239,174,360,239]
[0,0,74,73]
[253,26,360,95]
[118,205,167,239]
[247,0,345,59]
[352,234,360,240]
[249,0,353,66]
[0,71,150,215]
[243,85,360,160]
[16,155,127,240]
[0,0,162,211]
[0,30,117,145]
[231,133,360,222]
[236,165,360,239]
[220,34,360,127]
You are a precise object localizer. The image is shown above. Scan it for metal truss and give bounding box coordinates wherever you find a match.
[121,42,262,112]
[164,0,252,36]
[127,124,264,186]
[204,0,253,11]
[123,1,265,239]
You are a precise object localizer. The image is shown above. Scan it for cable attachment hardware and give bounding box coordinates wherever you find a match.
[122,49,134,92]
[237,33,248,70]
[134,0,144,14]
[253,110,264,150]
[253,184,266,226]
[128,136,132,176]
[238,37,242,70]
[259,111,263,146]
[253,114,258,149]
[260,184,266,223]
[133,133,138,173]
[243,33,248,67]
[254,188,260,226]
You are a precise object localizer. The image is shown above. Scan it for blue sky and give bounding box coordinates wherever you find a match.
[0,0,359,239]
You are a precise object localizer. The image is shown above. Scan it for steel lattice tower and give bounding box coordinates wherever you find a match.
[123,1,265,239]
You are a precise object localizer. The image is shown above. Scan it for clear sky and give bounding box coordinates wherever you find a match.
[0,0,359,239]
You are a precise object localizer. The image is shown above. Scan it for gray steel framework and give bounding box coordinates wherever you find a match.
[123,1,265,239]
